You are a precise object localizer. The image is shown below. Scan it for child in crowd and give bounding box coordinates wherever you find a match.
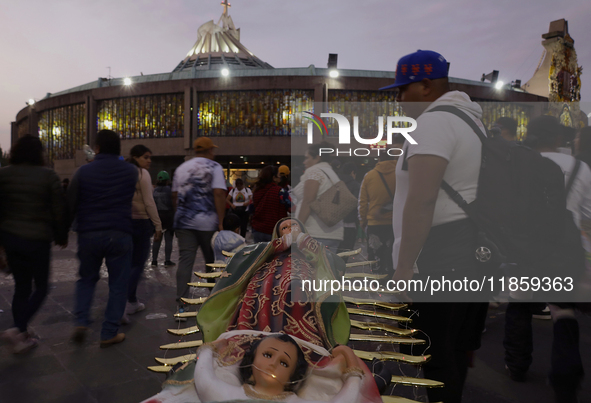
[211,213,246,263]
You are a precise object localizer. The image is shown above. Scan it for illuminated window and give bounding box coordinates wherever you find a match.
[38,104,86,164]
[196,90,314,137]
[97,94,184,139]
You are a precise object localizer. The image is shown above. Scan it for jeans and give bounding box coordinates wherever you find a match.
[128,219,154,303]
[253,231,272,243]
[75,230,132,340]
[503,302,546,375]
[232,207,250,238]
[175,229,215,300]
[152,229,174,262]
[401,302,488,403]
[0,232,51,333]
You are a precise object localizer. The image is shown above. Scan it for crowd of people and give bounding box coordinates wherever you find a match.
[0,49,589,403]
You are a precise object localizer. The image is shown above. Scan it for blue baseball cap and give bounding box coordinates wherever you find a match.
[380,50,449,90]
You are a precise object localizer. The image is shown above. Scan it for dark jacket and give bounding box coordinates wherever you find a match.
[68,153,138,235]
[153,185,174,230]
[0,165,68,243]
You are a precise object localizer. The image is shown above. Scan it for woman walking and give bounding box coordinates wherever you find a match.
[251,166,287,243]
[0,137,68,353]
[151,171,175,266]
[126,145,162,320]
[292,142,344,253]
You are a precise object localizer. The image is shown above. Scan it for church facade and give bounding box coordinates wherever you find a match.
[12,5,549,180]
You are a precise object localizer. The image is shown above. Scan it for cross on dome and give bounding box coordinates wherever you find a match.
[221,0,231,16]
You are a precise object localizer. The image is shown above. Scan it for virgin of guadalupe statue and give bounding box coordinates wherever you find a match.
[141,218,382,403]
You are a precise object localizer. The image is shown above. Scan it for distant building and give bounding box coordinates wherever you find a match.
[12,3,548,180]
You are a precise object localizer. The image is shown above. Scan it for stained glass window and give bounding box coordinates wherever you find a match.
[38,104,86,164]
[327,90,404,140]
[476,100,532,140]
[196,90,314,137]
[97,94,184,139]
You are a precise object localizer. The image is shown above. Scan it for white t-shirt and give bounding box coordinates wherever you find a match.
[541,152,591,228]
[229,187,252,207]
[292,162,344,241]
[172,157,227,231]
[392,91,484,267]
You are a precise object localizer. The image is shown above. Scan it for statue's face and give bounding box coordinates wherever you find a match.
[252,337,297,389]
[279,220,300,237]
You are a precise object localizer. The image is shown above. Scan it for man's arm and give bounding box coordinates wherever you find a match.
[213,189,226,232]
[393,155,448,282]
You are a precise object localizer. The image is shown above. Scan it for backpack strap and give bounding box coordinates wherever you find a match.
[377,171,394,201]
[565,159,581,197]
[400,105,486,172]
[401,105,485,216]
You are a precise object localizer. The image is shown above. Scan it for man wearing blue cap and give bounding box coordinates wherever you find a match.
[386,50,489,402]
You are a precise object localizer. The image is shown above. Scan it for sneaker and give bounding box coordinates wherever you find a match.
[164,261,176,266]
[0,327,20,345]
[71,326,88,344]
[533,305,552,320]
[125,301,145,315]
[100,333,125,348]
[13,333,39,354]
[120,314,130,325]
[151,261,158,266]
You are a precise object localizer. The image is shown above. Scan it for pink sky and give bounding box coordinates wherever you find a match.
[1,0,590,150]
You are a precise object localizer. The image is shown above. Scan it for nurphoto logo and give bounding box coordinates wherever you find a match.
[303,111,418,157]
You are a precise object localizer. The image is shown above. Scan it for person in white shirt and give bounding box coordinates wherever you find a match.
[527,115,589,403]
[227,178,253,237]
[383,50,488,403]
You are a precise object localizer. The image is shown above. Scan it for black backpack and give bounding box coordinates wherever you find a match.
[408,105,567,268]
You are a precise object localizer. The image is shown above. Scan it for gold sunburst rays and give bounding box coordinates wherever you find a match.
[194,271,227,279]
[160,340,203,350]
[347,308,411,323]
[350,319,417,336]
[147,366,173,373]
[353,349,430,364]
[348,334,424,345]
[167,326,200,336]
[345,260,378,268]
[343,296,407,311]
[174,311,198,318]
[180,297,208,305]
[205,263,227,269]
[337,248,362,257]
[188,282,215,288]
[390,375,444,388]
[343,272,387,280]
[155,354,197,366]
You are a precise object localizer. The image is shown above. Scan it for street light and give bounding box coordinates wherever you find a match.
[329,69,339,78]
[221,68,229,77]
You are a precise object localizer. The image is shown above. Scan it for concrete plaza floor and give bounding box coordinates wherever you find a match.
[0,232,589,403]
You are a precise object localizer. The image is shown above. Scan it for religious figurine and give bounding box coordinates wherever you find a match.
[142,219,382,403]
[143,331,381,403]
[197,218,350,351]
